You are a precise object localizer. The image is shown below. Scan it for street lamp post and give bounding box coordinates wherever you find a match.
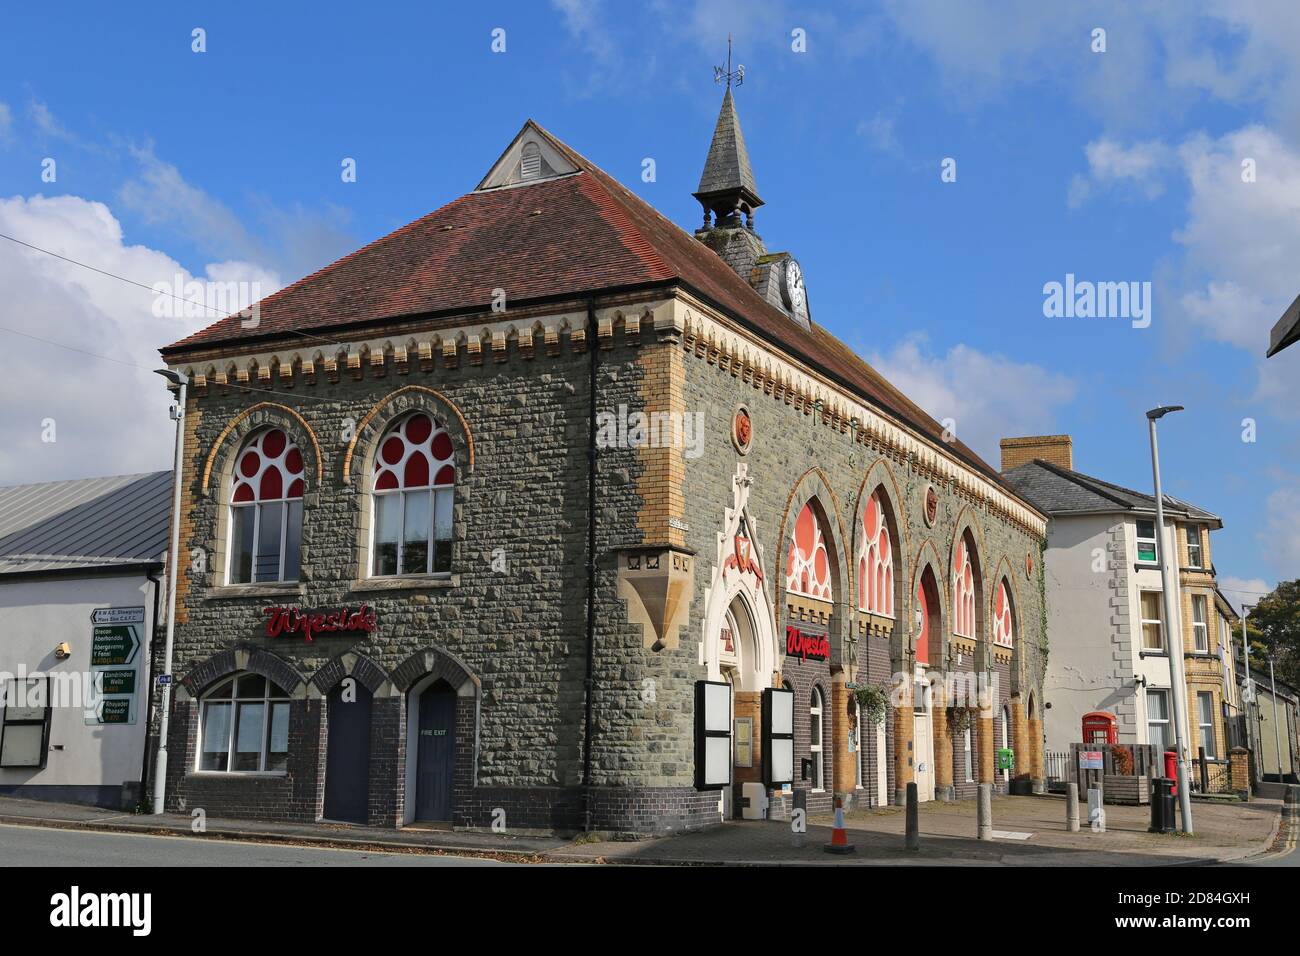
[152,368,188,815]
[1241,604,1256,784]
[1146,405,1194,834]
[1269,656,1284,778]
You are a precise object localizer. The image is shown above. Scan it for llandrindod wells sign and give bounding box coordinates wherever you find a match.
[261,605,377,642]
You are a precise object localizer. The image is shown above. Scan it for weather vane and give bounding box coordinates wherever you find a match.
[713,34,745,88]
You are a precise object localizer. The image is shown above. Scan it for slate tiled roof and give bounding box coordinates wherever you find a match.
[0,472,172,575]
[694,87,760,203]
[1002,459,1221,526]
[161,121,1017,492]
[1268,290,1300,357]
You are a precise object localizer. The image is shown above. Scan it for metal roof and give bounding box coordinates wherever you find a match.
[0,471,172,575]
[1001,459,1221,527]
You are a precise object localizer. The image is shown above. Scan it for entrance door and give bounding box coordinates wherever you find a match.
[914,712,935,802]
[323,682,372,823]
[414,681,457,821]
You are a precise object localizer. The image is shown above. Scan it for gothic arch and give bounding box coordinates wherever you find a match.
[909,541,947,669]
[390,646,480,698]
[176,643,308,701]
[852,460,908,621]
[309,650,394,698]
[949,512,988,646]
[201,403,322,496]
[343,385,474,485]
[778,468,850,608]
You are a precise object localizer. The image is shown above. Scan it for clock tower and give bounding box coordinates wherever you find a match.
[693,78,811,330]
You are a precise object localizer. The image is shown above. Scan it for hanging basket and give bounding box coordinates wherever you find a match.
[854,684,888,727]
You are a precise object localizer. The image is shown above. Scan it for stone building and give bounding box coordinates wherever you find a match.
[156,90,1048,835]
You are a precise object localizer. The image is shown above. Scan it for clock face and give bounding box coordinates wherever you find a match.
[782,258,807,319]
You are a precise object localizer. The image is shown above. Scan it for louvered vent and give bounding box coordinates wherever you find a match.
[520,142,542,180]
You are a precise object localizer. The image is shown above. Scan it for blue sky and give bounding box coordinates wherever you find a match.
[1,1,1297,605]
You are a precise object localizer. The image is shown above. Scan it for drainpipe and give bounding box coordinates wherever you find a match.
[582,296,598,831]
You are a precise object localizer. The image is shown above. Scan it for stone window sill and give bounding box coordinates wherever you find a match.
[349,574,459,594]
[186,771,289,779]
[205,582,306,600]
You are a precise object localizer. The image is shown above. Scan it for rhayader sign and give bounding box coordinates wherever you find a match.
[261,605,377,642]
[785,625,830,663]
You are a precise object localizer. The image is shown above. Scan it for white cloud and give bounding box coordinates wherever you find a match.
[1219,575,1275,613]
[1261,481,1300,578]
[0,194,278,484]
[864,335,1078,465]
[1069,138,1173,208]
[1172,126,1300,356]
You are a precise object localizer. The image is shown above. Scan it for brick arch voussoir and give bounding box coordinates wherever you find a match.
[201,403,323,497]
[391,646,480,696]
[179,643,308,699]
[310,651,390,696]
[343,385,475,486]
[778,467,850,606]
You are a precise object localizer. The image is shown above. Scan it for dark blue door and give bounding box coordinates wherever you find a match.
[324,682,372,823]
[415,681,456,821]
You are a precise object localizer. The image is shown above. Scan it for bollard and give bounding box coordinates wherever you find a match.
[1087,787,1105,832]
[905,782,919,851]
[977,783,992,841]
[1066,782,1079,832]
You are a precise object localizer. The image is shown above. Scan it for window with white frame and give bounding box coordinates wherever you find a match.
[992,578,1015,648]
[953,537,976,639]
[1146,688,1171,750]
[856,490,894,617]
[1197,691,1218,759]
[371,413,455,576]
[199,674,291,772]
[1185,525,1203,568]
[851,698,863,789]
[1140,591,1164,651]
[1192,594,1209,653]
[1136,519,1158,563]
[228,429,305,583]
[963,725,973,782]
[0,676,51,769]
[809,687,824,791]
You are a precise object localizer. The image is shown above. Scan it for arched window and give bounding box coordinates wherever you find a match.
[786,500,832,601]
[198,673,291,773]
[953,537,976,639]
[857,490,894,616]
[809,687,825,791]
[371,412,455,576]
[993,578,1015,648]
[229,429,304,584]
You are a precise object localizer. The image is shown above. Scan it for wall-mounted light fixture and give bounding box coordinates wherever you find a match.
[53,642,71,660]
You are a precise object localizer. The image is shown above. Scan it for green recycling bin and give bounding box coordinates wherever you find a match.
[996,748,1015,772]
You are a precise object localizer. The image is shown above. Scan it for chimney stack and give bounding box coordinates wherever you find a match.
[1000,435,1073,473]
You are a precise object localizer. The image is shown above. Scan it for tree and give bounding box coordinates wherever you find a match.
[1248,580,1300,689]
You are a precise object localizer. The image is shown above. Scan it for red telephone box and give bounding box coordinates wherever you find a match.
[1081,711,1118,746]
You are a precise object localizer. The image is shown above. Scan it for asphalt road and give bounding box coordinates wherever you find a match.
[0,823,510,867]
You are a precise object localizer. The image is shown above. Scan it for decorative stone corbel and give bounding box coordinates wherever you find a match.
[617,545,695,652]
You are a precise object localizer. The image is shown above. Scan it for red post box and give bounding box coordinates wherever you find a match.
[1163,751,1178,795]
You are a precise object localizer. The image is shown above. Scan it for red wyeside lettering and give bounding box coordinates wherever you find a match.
[262,605,377,642]
[785,625,830,662]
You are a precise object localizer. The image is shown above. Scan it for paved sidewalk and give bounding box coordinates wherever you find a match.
[0,796,568,862]
[0,792,1282,866]
[551,793,1284,866]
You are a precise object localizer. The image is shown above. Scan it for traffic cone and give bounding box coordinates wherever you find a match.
[824,796,856,855]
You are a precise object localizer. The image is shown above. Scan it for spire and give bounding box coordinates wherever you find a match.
[693,86,763,231]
